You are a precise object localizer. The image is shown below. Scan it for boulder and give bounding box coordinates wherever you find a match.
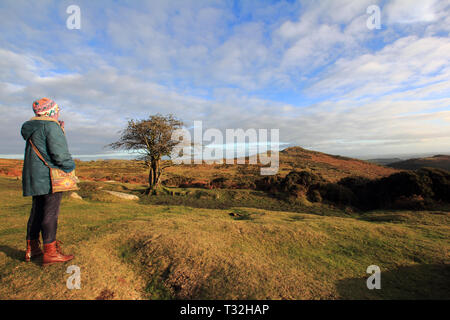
[70,192,83,200]
[102,190,139,200]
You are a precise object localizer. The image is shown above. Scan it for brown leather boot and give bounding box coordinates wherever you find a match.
[42,240,74,266]
[25,239,43,262]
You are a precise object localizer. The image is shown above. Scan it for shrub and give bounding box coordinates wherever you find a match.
[337,170,444,210]
[417,168,450,202]
[163,175,194,187]
[338,176,373,208]
[289,185,307,199]
[308,189,322,203]
[211,177,232,189]
[255,168,448,211]
[314,183,357,206]
[280,171,324,192]
[379,171,434,200]
[391,195,427,210]
[77,181,101,198]
[338,176,371,190]
[255,176,281,192]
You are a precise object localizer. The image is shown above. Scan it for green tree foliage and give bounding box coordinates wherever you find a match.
[108,114,183,194]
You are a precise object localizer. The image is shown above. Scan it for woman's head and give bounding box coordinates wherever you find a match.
[32,98,60,120]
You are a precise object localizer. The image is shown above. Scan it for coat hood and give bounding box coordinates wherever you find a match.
[21,117,60,140]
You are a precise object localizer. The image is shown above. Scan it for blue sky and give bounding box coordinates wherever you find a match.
[0,0,449,159]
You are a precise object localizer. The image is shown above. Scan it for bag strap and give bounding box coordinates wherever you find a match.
[28,138,51,169]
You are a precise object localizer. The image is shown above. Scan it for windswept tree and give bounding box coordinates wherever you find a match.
[108,114,183,194]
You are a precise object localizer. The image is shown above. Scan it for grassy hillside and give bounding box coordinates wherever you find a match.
[0,146,399,186]
[0,176,448,300]
[388,155,450,171]
[367,158,403,166]
[279,147,399,181]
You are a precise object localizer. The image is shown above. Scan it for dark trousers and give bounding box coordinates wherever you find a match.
[26,192,63,244]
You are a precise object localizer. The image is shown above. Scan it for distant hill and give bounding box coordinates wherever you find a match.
[0,146,399,185]
[367,158,403,166]
[387,155,450,171]
[278,146,398,181]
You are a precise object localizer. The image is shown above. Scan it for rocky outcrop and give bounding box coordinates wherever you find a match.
[70,192,83,200]
[102,190,139,200]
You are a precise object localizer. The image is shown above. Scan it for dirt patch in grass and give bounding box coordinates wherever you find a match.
[95,289,115,300]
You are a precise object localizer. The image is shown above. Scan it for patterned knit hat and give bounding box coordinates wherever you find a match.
[32,98,60,118]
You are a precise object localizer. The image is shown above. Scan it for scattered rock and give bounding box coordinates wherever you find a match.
[102,190,139,200]
[70,192,83,200]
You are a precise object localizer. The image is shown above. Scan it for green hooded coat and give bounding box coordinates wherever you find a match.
[21,117,76,196]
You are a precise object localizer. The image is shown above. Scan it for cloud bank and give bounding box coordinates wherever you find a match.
[0,0,449,158]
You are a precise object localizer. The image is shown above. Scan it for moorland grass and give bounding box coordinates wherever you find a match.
[0,177,448,299]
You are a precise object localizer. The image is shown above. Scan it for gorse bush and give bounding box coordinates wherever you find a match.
[258,168,450,211]
[417,167,450,201]
[380,171,434,199]
[279,171,324,192]
[255,175,281,193]
[255,170,323,193]
[337,176,372,208]
[391,195,428,210]
[341,169,448,210]
[162,175,194,187]
[312,183,356,206]
[308,189,322,203]
[210,177,230,189]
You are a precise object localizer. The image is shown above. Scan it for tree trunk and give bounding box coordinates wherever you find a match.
[145,158,162,195]
[154,159,162,187]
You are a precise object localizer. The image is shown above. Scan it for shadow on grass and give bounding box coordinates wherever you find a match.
[0,245,42,265]
[336,263,450,299]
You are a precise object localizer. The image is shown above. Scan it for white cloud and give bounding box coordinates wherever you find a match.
[0,0,449,158]
[385,0,441,24]
[309,36,450,99]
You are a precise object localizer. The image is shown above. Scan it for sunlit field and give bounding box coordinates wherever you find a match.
[1,170,448,299]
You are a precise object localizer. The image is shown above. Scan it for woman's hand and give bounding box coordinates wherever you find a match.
[58,120,65,130]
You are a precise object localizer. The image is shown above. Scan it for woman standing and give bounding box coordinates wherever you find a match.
[21,98,75,266]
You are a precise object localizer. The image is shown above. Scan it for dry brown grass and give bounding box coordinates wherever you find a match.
[1,175,448,300]
[122,211,335,299]
[0,146,399,187]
